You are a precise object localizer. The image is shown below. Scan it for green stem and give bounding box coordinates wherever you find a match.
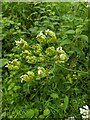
[56,64,88,74]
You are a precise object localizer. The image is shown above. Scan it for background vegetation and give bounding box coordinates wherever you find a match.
[2,2,89,119]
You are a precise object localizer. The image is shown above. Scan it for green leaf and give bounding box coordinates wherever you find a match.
[25,109,34,118]
[66,30,75,34]
[33,108,39,117]
[50,93,59,99]
[38,115,45,118]
[61,39,71,46]
[63,96,69,112]
[8,83,15,91]
[0,58,8,67]
[76,28,82,34]
[80,34,88,42]
[29,27,38,33]
[43,109,50,116]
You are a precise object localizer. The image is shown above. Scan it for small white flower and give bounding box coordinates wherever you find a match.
[83,105,89,110]
[8,60,12,63]
[56,47,62,51]
[20,75,24,83]
[68,116,75,119]
[70,117,75,118]
[10,61,13,64]
[45,29,50,32]
[80,108,85,114]
[45,29,50,35]
[21,79,23,83]
[15,40,21,45]
[82,114,89,119]
[5,64,8,67]
[38,70,42,75]
[36,31,43,38]
[59,54,64,58]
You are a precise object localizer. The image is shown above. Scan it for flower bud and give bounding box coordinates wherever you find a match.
[20,71,35,82]
[21,74,30,82]
[32,44,42,55]
[38,56,45,62]
[27,71,35,80]
[6,59,20,71]
[27,56,37,64]
[36,31,46,44]
[45,29,57,43]
[14,66,20,70]
[15,38,29,50]
[12,59,20,66]
[59,54,67,61]
[45,46,56,57]
[8,64,14,71]
[22,50,32,58]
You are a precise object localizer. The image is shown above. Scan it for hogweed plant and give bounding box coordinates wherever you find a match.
[4,29,89,119]
[5,29,68,83]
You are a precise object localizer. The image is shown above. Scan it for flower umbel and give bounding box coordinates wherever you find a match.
[20,71,35,82]
[45,46,56,57]
[15,38,29,50]
[45,29,57,43]
[36,31,46,44]
[5,59,20,71]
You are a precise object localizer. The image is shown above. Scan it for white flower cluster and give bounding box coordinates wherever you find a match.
[15,38,29,50]
[5,59,20,71]
[80,105,90,119]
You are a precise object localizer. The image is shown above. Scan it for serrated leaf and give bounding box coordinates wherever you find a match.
[63,96,69,112]
[66,30,75,34]
[25,109,34,118]
[43,109,50,116]
[50,93,59,99]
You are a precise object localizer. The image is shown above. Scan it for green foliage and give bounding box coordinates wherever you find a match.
[63,96,69,113]
[43,108,50,116]
[2,2,89,119]
[24,109,34,118]
[50,93,59,99]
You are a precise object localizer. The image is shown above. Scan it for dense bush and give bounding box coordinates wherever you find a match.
[2,2,89,119]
